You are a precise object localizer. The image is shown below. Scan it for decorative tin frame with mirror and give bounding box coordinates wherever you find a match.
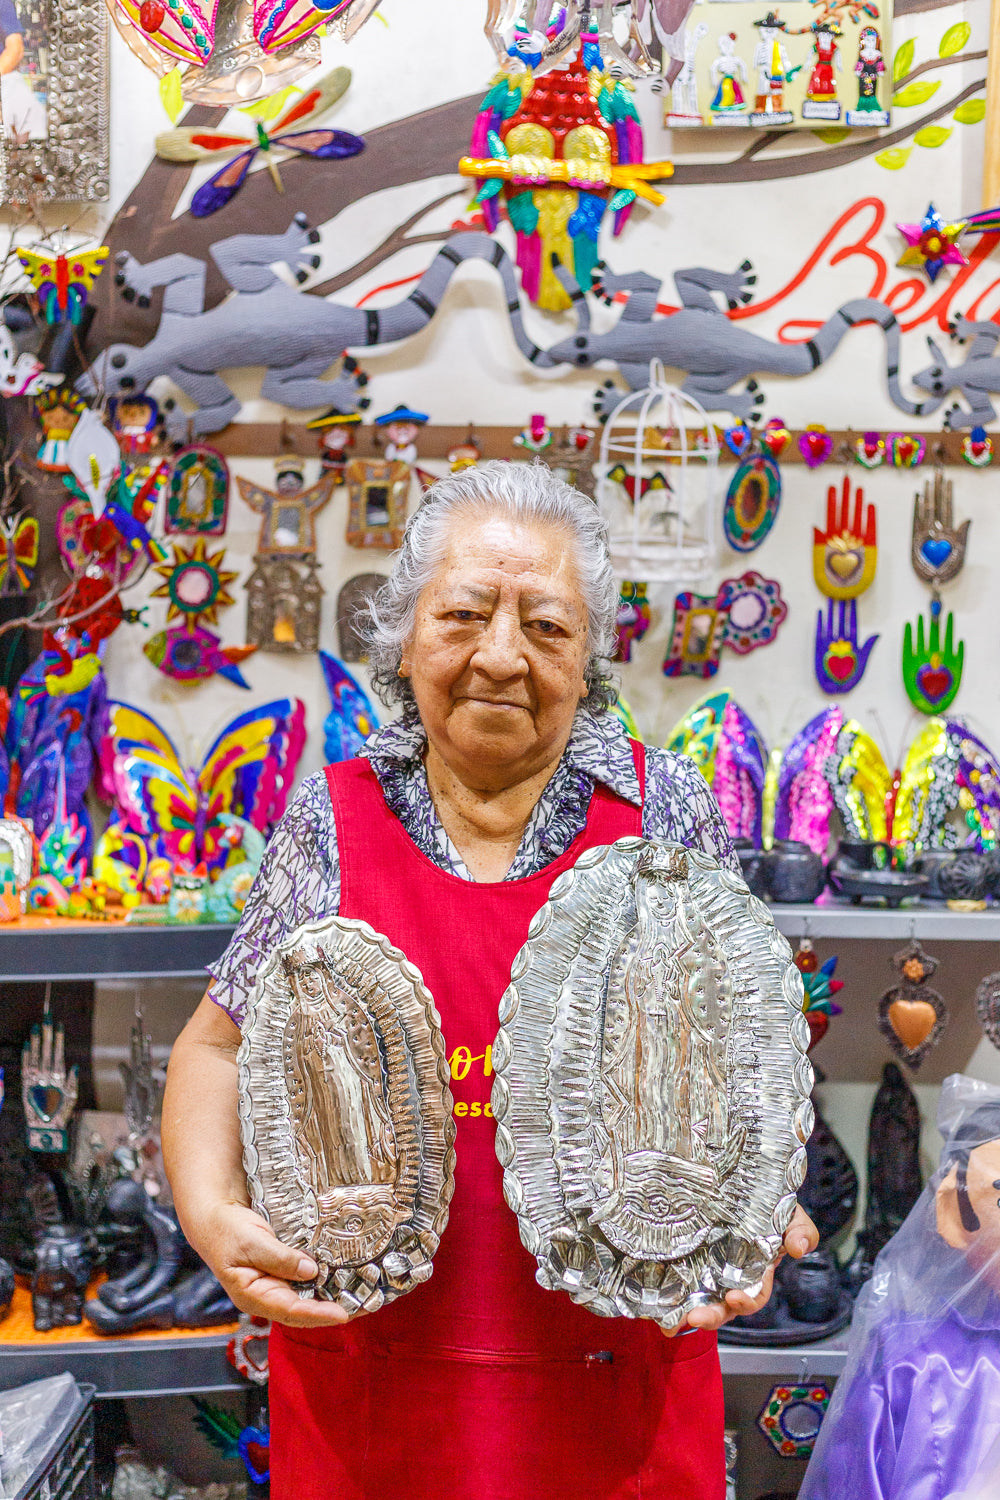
[1,0,109,203]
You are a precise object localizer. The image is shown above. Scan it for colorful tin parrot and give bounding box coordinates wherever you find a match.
[463,37,672,311]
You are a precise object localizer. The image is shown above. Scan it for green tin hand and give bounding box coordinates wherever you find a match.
[902,600,964,714]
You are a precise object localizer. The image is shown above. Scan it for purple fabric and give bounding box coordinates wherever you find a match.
[802,1309,1000,1500]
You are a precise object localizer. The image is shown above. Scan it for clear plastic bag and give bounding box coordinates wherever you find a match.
[0,1374,84,1499]
[801,1073,1000,1500]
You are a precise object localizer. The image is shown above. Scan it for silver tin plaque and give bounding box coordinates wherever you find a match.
[238,916,456,1317]
[492,840,813,1330]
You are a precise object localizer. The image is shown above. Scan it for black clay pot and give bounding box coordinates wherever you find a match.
[733,838,768,899]
[764,840,826,904]
[0,1257,13,1321]
[913,849,959,899]
[780,1252,842,1324]
[937,851,988,902]
[982,849,1000,899]
[833,838,894,872]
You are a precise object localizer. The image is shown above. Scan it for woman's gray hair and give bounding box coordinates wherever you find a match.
[362,460,619,712]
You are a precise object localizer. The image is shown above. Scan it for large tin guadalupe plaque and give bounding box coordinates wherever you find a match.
[239,916,456,1317]
[492,840,813,1330]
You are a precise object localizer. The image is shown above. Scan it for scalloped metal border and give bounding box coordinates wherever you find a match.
[238,913,456,1317]
[3,0,110,203]
[491,838,814,1329]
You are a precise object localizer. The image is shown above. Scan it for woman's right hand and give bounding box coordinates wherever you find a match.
[199,1199,351,1328]
[162,994,350,1330]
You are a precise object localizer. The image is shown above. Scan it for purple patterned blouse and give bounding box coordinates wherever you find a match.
[207,707,738,1025]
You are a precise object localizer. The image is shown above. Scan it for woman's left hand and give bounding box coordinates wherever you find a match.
[662,1204,819,1337]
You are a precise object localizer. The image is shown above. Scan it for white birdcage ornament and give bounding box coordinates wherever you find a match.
[596,362,719,584]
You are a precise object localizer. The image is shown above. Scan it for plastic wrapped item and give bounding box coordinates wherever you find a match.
[0,1374,86,1499]
[801,1074,1000,1500]
[111,1451,244,1500]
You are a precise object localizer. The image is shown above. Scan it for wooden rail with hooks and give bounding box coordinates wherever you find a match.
[167,422,994,466]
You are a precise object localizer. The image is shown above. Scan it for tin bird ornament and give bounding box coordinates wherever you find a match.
[463,39,672,311]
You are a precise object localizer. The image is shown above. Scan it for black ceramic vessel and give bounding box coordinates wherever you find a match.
[732,838,768,898]
[913,849,959,899]
[832,838,894,872]
[936,851,988,901]
[764,840,826,904]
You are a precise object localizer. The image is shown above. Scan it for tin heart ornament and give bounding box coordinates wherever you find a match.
[877,939,947,1069]
[799,426,833,469]
[855,432,885,469]
[888,433,926,468]
[724,422,754,459]
[763,418,791,459]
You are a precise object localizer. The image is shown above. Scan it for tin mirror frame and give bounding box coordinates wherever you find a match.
[238,914,456,1318]
[3,0,110,203]
[492,838,814,1331]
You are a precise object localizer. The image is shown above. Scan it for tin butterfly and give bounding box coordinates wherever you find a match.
[319,651,378,764]
[0,514,39,595]
[98,697,306,872]
[775,707,1000,856]
[154,68,364,218]
[16,246,110,325]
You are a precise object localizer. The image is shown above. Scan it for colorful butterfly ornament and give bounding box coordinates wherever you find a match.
[462,38,673,310]
[154,68,364,217]
[774,709,1000,859]
[15,245,109,325]
[0,515,39,596]
[319,652,378,764]
[666,692,768,846]
[99,697,306,874]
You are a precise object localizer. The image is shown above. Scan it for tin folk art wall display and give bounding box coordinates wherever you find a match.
[812,477,879,694]
[659,4,892,129]
[239,916,456,1317]
[902,470,969,715]
[345,459,410,550]
[492,840,812,1328]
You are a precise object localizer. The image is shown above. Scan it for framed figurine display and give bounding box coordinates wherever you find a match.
[661,3,891,130]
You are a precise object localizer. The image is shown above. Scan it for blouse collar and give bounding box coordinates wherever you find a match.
[360,705,641,806]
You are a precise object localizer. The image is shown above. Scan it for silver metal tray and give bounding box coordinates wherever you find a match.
[238,915,455,1317]
[492,839,813,1329]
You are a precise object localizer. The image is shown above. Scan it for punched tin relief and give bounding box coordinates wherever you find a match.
[492,839,813,1329]
[239,915,455,1318]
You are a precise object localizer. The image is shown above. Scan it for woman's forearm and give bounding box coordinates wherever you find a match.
[162,992,248,1254]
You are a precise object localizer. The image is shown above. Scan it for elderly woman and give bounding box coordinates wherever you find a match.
[164,462,816,1500]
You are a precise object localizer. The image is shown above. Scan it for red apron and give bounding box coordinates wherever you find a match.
[269,745,725,1500]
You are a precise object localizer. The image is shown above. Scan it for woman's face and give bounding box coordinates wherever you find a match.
[403,510,591,785]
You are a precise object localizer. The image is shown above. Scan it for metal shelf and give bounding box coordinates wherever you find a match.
[0,923,236,981]
[769,899,1000,942]
[0,1324,845,1397]
[719,1330,849,1379]
[0,1332,243,1398]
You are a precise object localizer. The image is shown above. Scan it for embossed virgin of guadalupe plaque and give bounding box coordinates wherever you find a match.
[238,916,456,1317]
[492,840,813,1330]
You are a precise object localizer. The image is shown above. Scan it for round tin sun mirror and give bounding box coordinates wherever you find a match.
[492,839,813,1330]
[239,916,455,1317]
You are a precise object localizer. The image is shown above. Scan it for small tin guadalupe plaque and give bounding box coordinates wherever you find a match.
[238,916,456,1317]
[492,840,813,1330]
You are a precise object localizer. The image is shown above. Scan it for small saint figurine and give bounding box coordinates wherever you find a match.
[709,33,749,118]
[374,404,428,466]
[667,21,709,126]
[751,11,796,126]
[307,410,363,479]
[801,21,842,121]
[847,27,889,127]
